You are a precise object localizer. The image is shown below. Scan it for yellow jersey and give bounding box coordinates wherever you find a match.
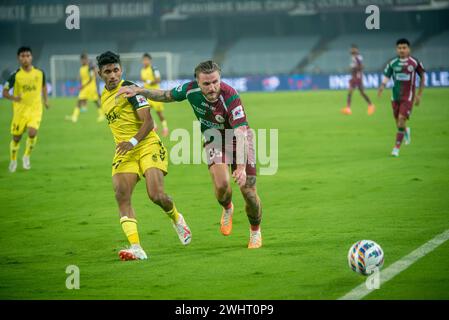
[141,65,161,90]
[80,63,98,90]
[3,66,45,115]
[101,80,158,144]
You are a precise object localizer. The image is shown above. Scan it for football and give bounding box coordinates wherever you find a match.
[348,240,384,275]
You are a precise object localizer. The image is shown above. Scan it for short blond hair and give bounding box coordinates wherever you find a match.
[194,60,221,78]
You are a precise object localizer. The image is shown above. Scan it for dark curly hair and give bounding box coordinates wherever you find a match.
[96,51,121,70]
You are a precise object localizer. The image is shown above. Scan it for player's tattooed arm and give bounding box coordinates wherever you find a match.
[141,88,174,102]
[117,85,174,103]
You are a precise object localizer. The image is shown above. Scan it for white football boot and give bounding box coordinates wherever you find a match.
[248,228,262,249]
[118,244,148,261]
[22,156,31,170]
[391,147,400,157]
[172,213,192,245]
[9,160,17,173]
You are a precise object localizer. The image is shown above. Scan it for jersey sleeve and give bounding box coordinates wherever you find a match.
[122,80,150,110]
[416,60,425,74]
[226,90,248,128]
[3,70,17,90]
[170,81,192,102]
[383,61,393,78]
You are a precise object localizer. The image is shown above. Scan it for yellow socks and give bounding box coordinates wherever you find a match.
[166,204,180,223]
[24,136,37,156]
[10,140,20,161]
[161,120,168,129]
[72,107,80,121]
[120,216,140,245]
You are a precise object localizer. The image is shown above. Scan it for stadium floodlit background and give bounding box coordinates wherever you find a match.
[0,0,448,300]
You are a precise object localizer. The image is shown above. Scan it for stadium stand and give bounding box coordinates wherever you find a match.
[129,38,216,79]
[221,36,320,76]
[36,41,119,78]
[0,45,22,76]
[414,30,449,70]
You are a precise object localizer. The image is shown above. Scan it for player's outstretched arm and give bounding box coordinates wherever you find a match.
[117,85,175,103]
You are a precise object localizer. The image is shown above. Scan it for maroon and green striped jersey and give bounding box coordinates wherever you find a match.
[170,80,249,142]
[383,56,425,102]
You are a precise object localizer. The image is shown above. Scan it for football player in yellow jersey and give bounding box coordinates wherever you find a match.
[141,53,169,137]
[96,51,191,261]
[2,47,49,172]
[66,53,104,123]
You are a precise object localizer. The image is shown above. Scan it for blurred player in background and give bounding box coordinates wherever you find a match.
[2,46,49,172]
[141,53,169,137]
[378,38,425,157]
[118,61,263,249]
[97,51,191,261]
[342,45,375,115]
[67,53,104,123]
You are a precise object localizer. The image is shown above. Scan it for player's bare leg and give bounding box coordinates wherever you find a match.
[209,164,234,236]
[9,134,22,173]
[359,88,375,115]
[239,176,263,249]
[144,168,191,245]
[22,127,38,170]
[392,114,407,157]
[342,88,353,115]
[157,111,169,137]
[113,173,148,260]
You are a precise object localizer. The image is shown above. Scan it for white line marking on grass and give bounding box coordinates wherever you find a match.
[339,228,449,300]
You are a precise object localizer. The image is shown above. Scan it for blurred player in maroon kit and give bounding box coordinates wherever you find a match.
[341,45,375,115]
[378,38,425,157]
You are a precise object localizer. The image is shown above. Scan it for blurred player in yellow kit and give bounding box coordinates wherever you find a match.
[67,53,104,123]
[141,53,169,137]
[97,51,191,260]
[2,46,49,172]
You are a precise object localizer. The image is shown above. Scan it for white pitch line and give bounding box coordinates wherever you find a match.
[339,228,449,300]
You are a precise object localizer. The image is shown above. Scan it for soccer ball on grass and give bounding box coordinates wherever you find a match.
[348,240,384,275]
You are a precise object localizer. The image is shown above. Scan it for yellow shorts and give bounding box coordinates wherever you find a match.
[11,112,42,136]
[112,138,168,177]
[149,100,164,112]
[78,87,99,101]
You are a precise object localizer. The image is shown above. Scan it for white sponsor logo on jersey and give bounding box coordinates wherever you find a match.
[231,105,245,120]
[396,73,411,81]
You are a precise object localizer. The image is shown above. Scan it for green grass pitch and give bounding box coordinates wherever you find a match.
[0,88,448,299]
